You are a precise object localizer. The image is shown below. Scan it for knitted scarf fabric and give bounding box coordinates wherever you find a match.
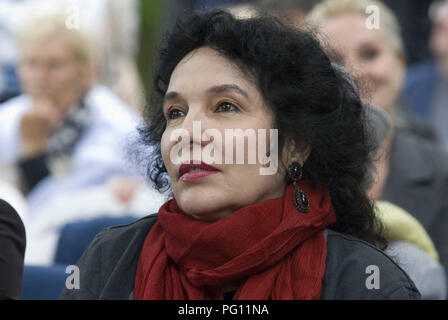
[134,182,336,300]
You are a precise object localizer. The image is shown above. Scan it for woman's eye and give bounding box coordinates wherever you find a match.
[167,108,185,121]
[361,48,379,61]
[215,101,239,113]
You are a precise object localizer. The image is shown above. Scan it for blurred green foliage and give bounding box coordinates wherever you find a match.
[137,0,166,99]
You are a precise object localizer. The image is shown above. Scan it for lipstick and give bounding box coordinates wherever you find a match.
[179,161,220,182]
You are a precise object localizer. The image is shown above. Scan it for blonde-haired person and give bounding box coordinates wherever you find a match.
[307,0,448,292]
[307,0,405,117]
[0,10,140,231]
[224,3,259,20]
[0,0,143,113]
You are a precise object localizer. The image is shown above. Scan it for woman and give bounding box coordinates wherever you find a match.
[307,0,448,290]
[60,10,419,300]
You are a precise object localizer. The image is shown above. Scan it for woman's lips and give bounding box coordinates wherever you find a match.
[179,161,220,182]
[180,170,220,182]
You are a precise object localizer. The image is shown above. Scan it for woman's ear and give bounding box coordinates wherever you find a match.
[282,138,311,167]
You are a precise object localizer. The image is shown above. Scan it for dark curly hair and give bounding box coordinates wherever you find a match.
[138,9,386,248]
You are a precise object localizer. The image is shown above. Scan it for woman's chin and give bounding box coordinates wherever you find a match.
[176,193,234,222]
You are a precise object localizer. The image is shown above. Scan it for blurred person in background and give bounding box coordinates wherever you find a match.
[0,10,141,228]
[402,0,448,150]
[0,1,25,103]
[377,199,447,299]
[381,0,436,65]
[163,0,251,32]
[73,0,144,113]
[307,0,448,290]
[254,0,322,26]
[367,104,446,299]
[0,0,144,112]
[0,199,26,300]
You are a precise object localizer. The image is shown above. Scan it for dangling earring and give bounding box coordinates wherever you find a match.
[288,161,311,213]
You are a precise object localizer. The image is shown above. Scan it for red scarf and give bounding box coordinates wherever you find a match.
[134,181,336,300]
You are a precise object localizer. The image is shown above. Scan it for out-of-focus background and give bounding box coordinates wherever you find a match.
[0,0,447,300]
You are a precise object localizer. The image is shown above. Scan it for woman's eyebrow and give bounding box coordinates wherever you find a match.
[163,84,248,103]
[206,84,249,98]
[163,91,179,104]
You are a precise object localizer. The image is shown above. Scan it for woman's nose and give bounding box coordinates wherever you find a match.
[181,107,211,147]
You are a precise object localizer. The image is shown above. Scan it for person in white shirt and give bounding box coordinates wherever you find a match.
[0,10,141,221]
[0,0,143,111]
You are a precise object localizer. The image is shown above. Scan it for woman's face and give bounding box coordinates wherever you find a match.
[319,14,405,116]
[161,47,287,222]
[430,1,448,62]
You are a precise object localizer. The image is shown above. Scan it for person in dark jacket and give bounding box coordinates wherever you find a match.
[61,10,419,300]
[401,0,448,149]
[0,199,26,299]
[308,0,448,291]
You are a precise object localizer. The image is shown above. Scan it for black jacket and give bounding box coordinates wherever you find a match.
[0,199,26,300]
[383,128,448,284]
[59,214,420,300]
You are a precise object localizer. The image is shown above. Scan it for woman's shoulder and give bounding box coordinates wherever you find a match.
[322,229,421,300]
[59,214,158,300]
[96,213,158,242]
[87,213,158,266]
[60,216,420,300]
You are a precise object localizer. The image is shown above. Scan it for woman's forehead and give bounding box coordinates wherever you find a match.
[167,47,256,94]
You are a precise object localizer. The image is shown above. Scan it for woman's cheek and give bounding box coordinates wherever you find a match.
[161,130,172,170]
